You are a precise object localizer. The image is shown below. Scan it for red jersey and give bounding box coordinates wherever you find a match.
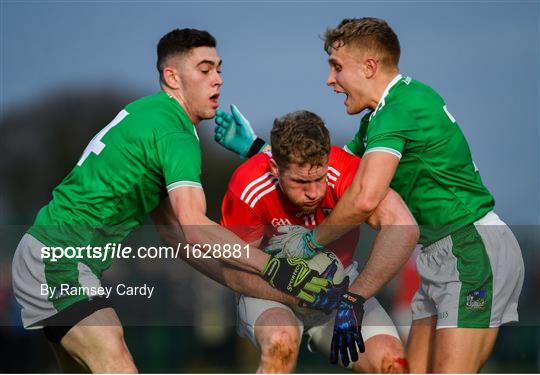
[221,146,361,267]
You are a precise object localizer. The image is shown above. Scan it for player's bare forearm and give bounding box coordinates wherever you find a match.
[349,189,419,299]
[168,187,269,273]
[221,263,297,305]
[151,198,228,285]
[314,152,400,246]
[151,198,288,298]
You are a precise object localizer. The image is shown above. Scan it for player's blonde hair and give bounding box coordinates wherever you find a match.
[324,17,401,68]
[270,111,330,169]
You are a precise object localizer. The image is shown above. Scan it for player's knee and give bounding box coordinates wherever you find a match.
[260,327,299,372]
[102,328,136,370]
[84,326,136,373]
[358,335,408,374]
[379,353,409,373]
[378,340,409,374]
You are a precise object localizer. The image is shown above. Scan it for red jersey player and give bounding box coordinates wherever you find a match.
[222,147,359,267]
[220,110,417,373]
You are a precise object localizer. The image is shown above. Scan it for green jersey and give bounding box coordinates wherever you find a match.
[345,75,494,245]
[28,91,201,273]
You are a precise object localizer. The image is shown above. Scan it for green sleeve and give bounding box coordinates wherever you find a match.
[344,113,370,156]
[365,107,415,159]
[156,132,202,192]
[344,135,363,155]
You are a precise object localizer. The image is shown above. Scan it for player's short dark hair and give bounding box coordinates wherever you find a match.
[157,28,217,78]
[324,18,400,68]
[271,111,331,169]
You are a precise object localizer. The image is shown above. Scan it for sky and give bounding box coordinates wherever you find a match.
[1,0,539,225]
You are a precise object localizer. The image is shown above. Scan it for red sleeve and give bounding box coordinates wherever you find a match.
[331,147,361,199]
[221,188,265,243]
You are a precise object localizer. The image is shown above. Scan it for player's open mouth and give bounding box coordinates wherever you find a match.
[335,89,349,106]
[210,93,219,108]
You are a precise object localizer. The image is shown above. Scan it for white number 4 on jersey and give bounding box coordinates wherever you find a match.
[77,110,129,166]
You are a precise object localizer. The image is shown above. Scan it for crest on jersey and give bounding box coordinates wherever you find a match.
[271,218,291,227]
[465,289,487,311]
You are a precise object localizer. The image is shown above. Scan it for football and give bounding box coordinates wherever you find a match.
[305,251,346,285]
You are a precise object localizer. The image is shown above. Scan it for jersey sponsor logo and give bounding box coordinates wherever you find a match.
[465,289,487,311]
[240,172,279,208]
[271,217,292,227]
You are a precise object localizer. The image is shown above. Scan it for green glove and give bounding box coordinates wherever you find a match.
[260,255,332,303]
[214,104,267,158]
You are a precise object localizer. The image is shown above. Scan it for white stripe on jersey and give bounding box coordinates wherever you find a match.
[364,147,402,159]
[326,166,341,190]
[250,181,279,208]
[328,166,341,176]
[244,176,278,205]
[240,172,273,201]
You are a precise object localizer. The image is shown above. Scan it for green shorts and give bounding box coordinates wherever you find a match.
[411,212,524,328]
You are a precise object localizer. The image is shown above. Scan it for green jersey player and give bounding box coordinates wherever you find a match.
[213,18,524,374]
[11,28,336,373]
[319,19,523,373]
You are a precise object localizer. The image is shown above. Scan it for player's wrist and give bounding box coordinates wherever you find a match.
[260,254,275,279]
[341,291,365,309]
[304,229,325,256]
[243,137,268,159]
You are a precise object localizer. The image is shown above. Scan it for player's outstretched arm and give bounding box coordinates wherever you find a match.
[151,199,297,305]
[214,104,269,158]
[168,186,266,272]
[151,197,228,285]
[349,188,419,299]
[167,187,337,303]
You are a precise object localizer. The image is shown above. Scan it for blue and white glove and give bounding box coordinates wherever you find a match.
[300,260,350,312]
[214,104,267,158]
[331,292,366,367]
[265,225,325,259]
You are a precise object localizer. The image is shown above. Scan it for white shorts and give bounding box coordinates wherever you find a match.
[12,233,105,329]
[411,212,524,329]
[237,262,400,363]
